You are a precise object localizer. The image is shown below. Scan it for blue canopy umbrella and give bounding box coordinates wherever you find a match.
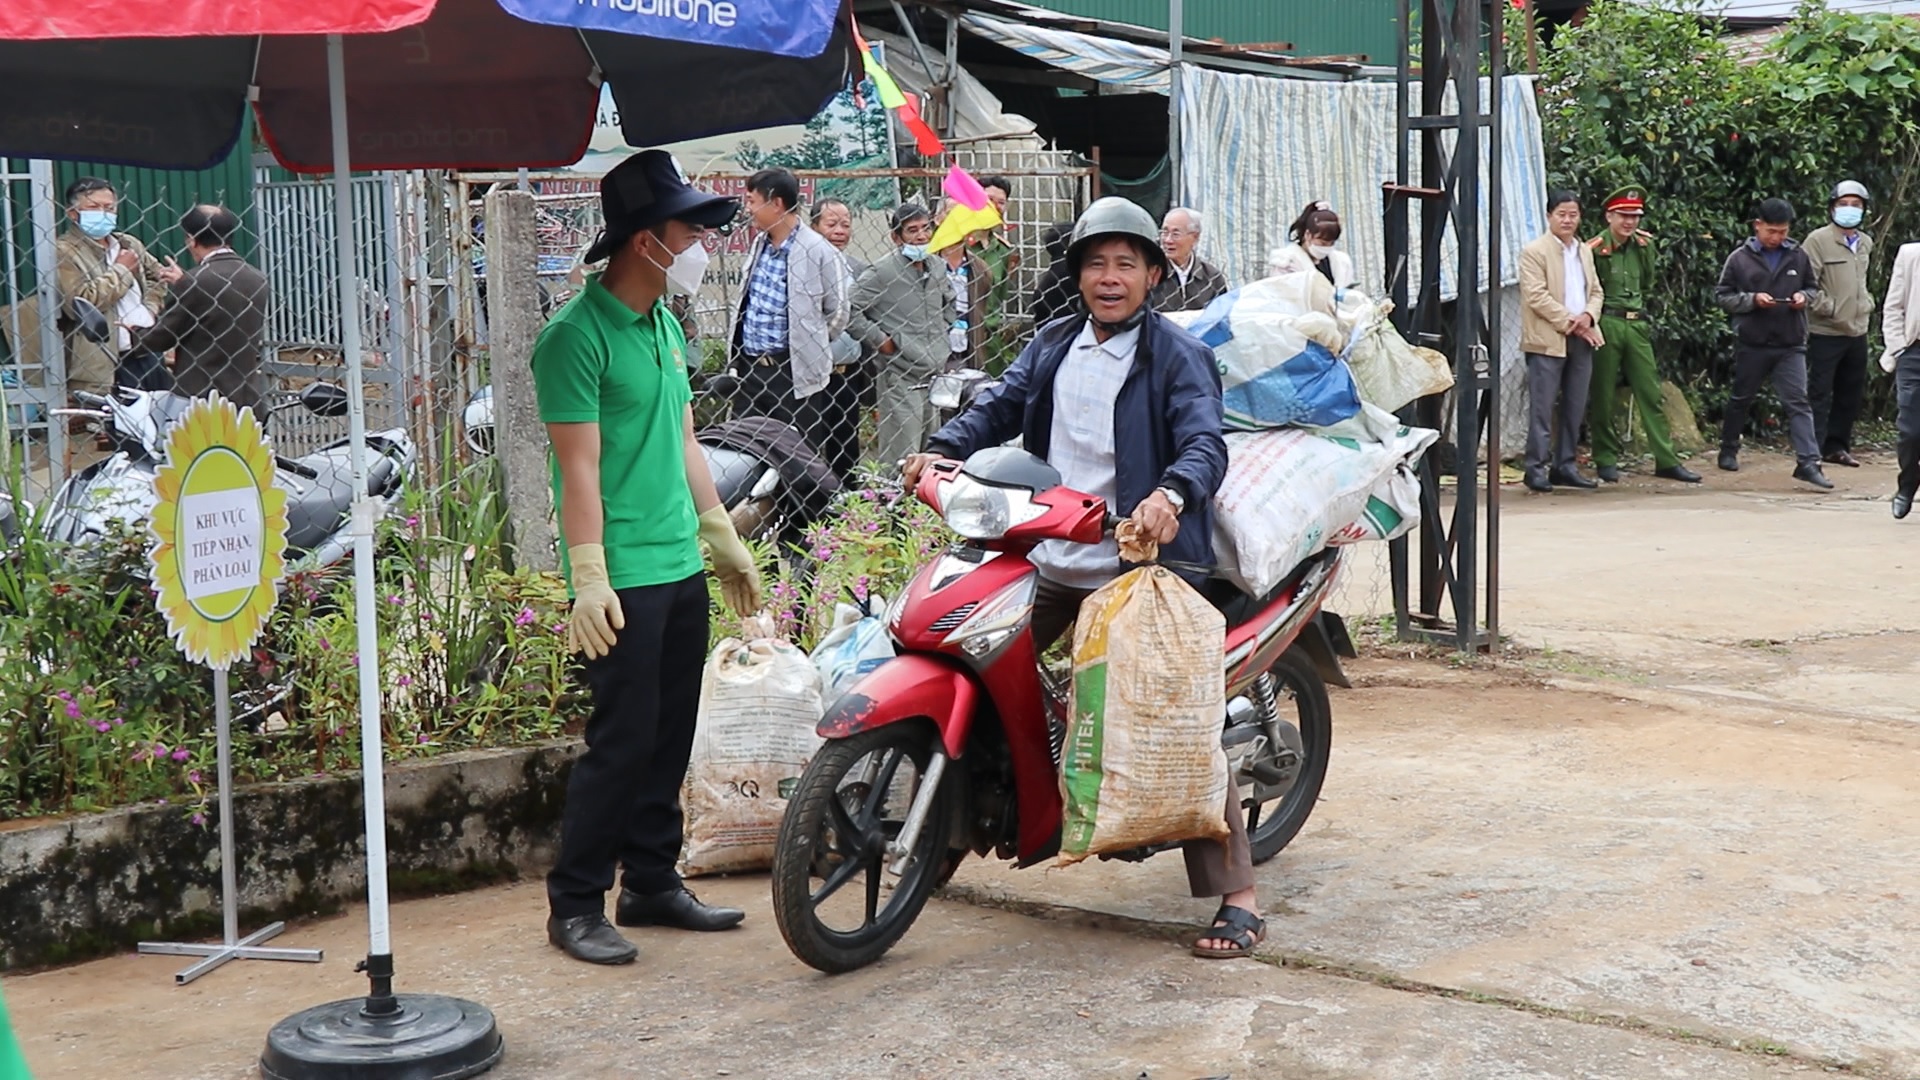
[0,1,851,1075]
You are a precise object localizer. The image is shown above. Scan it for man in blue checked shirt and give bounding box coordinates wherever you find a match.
[728,168,849,462]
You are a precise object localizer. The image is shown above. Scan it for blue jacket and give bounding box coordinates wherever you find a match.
[925,311,1228,580]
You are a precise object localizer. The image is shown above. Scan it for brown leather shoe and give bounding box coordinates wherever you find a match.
[1823,450,1862,468]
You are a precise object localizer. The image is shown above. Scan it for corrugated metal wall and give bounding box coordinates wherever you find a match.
[1019,0,1402,62]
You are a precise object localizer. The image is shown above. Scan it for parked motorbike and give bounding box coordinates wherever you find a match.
[928,368,1000,428]
[462,375,827,545]
[44,381,416,572]
[770,446,1348,974]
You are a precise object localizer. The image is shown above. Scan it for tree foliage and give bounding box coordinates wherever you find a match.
[1536,1,1920,420]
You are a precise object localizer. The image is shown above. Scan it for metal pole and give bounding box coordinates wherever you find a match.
[216,669,239,947]
[1168,0,1184,207]
[1452,0,1482,650]
[943,13,960,139]
[1486,7,1505,648]
[1388,0,1414,639]
[29,161,66,486]
[328,33,399,1014]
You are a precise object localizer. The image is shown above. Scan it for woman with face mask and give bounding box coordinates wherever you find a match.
[1281,201,1359,292]
[54,175,181,398]
[845,203,956,468]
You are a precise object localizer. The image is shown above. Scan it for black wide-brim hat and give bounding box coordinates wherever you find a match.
[584,149,739,264]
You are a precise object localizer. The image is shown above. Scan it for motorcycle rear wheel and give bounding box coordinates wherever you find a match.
[772,721,953,974]
[1246,646,1333,864]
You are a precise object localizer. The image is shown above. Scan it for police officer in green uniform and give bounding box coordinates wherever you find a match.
[1586,188,1703,484]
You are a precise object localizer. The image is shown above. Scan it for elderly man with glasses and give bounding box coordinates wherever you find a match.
[1150,206,1230,313]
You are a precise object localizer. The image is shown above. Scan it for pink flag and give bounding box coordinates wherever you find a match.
[944,166,991,212]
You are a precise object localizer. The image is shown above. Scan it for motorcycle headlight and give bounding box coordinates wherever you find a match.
[943,575,1036,657]
[942,475,1012,539]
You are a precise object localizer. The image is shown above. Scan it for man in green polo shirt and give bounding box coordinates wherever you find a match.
[1586,187,1703,484]
[534,150,765,966]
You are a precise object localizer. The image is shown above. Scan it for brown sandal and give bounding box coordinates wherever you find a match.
[1191,904,1265,959]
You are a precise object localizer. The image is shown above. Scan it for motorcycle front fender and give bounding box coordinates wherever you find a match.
[819,653,979,759]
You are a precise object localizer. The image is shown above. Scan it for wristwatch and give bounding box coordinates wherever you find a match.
[1155,485,1187,514]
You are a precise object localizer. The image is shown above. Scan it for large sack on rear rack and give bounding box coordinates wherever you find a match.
[1058,567,1231,864]
[1169,277,1362,431]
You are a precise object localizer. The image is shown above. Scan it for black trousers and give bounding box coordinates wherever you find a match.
[547,572,710,918]
[115,348,175,392]
[1720,344,1820,467]
[1897,346,1920,497]
[817,368,865,480]
[1807,333,1868,456]
[735,356,799,428]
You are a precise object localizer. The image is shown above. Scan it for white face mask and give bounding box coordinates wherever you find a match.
[644,234,710,296]
[1307,243,1334,261]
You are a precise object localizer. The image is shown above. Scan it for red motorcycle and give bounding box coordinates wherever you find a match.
[770,447,1352,974]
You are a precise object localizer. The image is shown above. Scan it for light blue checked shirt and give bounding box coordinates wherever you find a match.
[1033,321,1138,589]
[740,230,794,355]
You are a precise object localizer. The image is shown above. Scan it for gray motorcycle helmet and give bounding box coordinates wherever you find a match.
[1065,196,1169,277]
[1832,179,1871,205]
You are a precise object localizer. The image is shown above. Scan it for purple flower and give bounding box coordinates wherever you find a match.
[190,812,206,826]
[387,593,404,605]
[92,720,111,733]
[64,700,82,719]
[550,622,567,636]
[171,748,191,763]
[514,608,536,627]
[405,515,419,528]
[189,770,203,784]
[56,690,72,702]
[318,636,331,652]
[397,675,414,688]
[111,716,124,728]
[130,748,149,763]
[154,742,170,756]
[417,733,431,744]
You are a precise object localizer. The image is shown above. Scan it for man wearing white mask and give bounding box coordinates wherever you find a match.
[848,204,954,467]
[1804,180,1875,470]
[533,150,765,965]
[55,176,179,396]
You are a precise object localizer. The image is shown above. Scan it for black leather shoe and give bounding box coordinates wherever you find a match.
[1549,467,1599,489]
[1655,464,1702,483]
[1824,450,1862,468]
[1596,464,1621,483]
[1524,471,1552,494]
[1717,449,1740,472]
[1792,462,1835,490]
[616,886,745,932]
[547,914,637,965]
[1895,490,1915,520]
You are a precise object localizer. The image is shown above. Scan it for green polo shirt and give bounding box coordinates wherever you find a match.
[531,275,700,593]
[1589,230,1656,314]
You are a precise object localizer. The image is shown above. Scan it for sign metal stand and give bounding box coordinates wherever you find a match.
[134,393,322,984]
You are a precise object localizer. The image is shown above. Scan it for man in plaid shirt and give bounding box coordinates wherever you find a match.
[729,168,849,464]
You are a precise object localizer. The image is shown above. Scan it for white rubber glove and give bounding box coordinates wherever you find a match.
[698,505,764,617]
[566,543,624,660]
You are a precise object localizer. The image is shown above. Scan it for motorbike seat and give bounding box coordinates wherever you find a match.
[704,444,764,509]
[280,451,401,553]
[1199,551,1329,630]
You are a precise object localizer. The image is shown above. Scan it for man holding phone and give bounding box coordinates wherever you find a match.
[1713,198,1831,489]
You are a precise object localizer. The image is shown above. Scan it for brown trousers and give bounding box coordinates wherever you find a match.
[1032,576,1254,898]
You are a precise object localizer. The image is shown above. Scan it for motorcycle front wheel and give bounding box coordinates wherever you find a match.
[1245,645,1333,864]
[771,721,954,974]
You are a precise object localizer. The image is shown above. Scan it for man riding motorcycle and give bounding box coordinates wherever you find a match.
[901,197,1262,959]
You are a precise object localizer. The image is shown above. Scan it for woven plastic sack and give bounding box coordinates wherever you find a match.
[1058,567,1231,864]
[1211,411,1439,595]
[810,597,894,703]
[1171,277,1362,431]
[1342,300,1455,412]
[682,618,825,877]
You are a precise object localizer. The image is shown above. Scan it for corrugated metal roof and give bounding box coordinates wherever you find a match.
[1009,0,1401,63]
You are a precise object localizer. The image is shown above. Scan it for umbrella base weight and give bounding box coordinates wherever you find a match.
[261,993,504,1080]
[138,922,323,985]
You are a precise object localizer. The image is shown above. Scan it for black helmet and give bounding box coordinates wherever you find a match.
[1064,197,1169,277]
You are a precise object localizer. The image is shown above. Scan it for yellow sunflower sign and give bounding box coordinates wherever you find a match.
[148,393,289,670]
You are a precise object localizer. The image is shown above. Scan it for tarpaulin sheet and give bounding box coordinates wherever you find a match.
[0,0,434,39]
[502,0,841,58]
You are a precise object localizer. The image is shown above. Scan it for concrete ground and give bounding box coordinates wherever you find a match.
[10,445,1920,1079]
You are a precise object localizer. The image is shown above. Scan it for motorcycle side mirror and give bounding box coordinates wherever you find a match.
[61,298,110,345]
[300,382,351,417]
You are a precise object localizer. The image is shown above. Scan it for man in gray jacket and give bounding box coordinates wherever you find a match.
[1804,180,1875,469]
[848,204,953,467]
[729,168,848,460]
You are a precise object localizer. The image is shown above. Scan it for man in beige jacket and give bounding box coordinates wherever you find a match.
[1879,239,1920,518]
[1518,190,1605,492]
[55,177,178,396]
[1804,180,1875,469]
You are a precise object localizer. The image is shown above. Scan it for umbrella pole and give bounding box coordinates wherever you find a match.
[258,35,502,1080]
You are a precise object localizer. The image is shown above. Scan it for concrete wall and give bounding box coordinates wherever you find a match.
[0,741,581,971]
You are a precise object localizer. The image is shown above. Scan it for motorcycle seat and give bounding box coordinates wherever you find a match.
[280,452,401,553]
[1200,550,1332,630]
